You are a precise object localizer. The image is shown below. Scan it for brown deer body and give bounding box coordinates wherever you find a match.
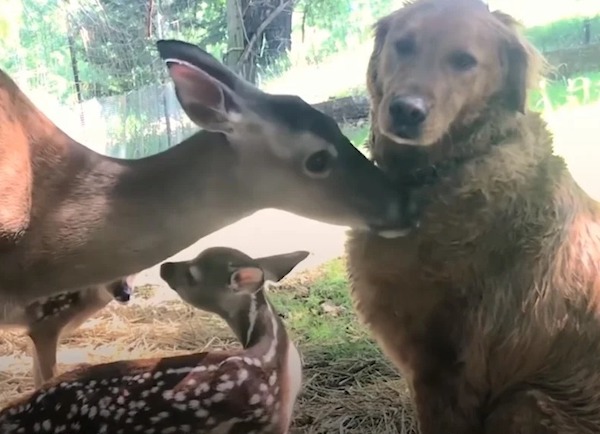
[1,276,136,388]
[0,247,307,434]
[0,39,413,308]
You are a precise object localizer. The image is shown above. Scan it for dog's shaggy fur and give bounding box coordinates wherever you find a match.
[346,0,600,432]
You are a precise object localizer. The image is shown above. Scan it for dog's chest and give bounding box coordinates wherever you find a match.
[347,219,500,377]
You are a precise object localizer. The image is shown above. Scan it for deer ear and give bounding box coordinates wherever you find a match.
[229,267,264,292]
[156,39,250,133]
[255,251,310,282]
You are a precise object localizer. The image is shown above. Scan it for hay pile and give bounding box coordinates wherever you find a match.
[0,274,417,433]
[292,355,417,433]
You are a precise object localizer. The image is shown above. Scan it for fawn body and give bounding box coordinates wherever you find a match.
[0,247,307,434]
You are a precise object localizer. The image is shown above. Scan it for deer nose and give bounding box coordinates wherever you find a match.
[113,285,132,303]
[389,96,429,127]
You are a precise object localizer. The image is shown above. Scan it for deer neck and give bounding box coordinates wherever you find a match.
[2,128,264,297]
[227,290,303,430]
[228,291,290,367]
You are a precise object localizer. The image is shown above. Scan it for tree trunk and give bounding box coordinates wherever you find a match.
[246,0,293,70]
[225,0,293,84]
[65,8,84,125]
[224,0,248,74]
[583,19,591,45]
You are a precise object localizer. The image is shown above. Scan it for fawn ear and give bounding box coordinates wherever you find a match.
[157,39,253,133]
[256,251,310,282]
[229,267,264,292]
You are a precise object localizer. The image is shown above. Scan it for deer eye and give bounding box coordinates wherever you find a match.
[304,150,333,177]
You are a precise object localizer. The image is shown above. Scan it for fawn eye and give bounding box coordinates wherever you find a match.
[304,150,333,177]
[449,51,477,71]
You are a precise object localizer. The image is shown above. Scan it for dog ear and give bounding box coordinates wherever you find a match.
[503,40,528,114]
[372,14,393,57]
[493,11,529,114]
[368,14,393,100]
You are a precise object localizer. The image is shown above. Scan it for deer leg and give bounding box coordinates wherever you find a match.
[484,390,559,434]
[29,328,60,388]
[27,288,115,387]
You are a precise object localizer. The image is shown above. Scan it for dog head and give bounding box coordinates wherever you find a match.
[368,0,543,147]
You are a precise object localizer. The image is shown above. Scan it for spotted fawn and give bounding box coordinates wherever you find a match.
[0,247,307,434]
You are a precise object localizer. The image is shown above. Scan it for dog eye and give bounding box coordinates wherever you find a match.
[449,51,477,71]
[394,37,416,57]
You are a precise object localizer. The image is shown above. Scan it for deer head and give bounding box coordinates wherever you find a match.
[157,39,417,237]
[160,247,308,335]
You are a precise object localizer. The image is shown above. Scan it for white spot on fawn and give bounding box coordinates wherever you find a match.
[196,382,210,393]
[216,381,234,392]
[195,409,208,418]
[211,392,225,403]
[237,369,249,385]
[269,372,277,386]
[262,301,279,364]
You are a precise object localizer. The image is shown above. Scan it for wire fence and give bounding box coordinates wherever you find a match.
[17,75,195,158]
[3,0,599,159]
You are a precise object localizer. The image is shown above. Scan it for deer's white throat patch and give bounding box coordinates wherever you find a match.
[245,293,258,346]
[262,301,279,364]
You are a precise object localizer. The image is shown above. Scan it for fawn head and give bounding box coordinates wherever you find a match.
[159,247,308,318]
[156,39,417,237]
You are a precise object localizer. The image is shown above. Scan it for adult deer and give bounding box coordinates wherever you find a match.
[0,39,413,308]
[2,275,136,388]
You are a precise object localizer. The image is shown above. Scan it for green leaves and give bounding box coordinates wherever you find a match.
[295,0,396,62]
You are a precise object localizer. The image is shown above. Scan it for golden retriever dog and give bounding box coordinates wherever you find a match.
[346,0,600,432]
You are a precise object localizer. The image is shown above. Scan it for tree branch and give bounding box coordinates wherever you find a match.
[236,0,294,69]
[146,0,155,38]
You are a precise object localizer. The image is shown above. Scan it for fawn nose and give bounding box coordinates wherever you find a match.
[160,262,175,282]
[389,96,429,138]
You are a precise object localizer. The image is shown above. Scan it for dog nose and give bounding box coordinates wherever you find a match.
[389,96,429,126]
